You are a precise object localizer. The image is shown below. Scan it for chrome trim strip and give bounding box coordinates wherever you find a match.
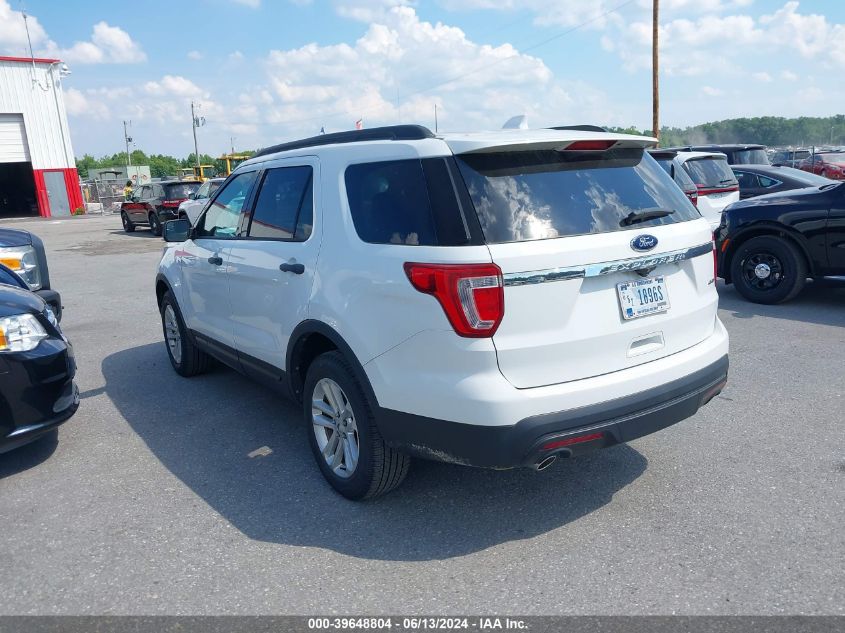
[502,242,713,287]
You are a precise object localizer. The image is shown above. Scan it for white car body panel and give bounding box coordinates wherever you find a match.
[488,218,716,388]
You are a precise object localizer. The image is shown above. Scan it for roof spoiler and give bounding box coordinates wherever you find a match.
[547,125,609,133]
[254,125,435,158]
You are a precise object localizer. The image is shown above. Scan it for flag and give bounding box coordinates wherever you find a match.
[319,126,325,135]
[355,119,363,130]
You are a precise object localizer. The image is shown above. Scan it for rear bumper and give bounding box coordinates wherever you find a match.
[377,354,728,469]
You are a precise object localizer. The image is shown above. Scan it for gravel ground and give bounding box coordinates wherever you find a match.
[0,215,842,615]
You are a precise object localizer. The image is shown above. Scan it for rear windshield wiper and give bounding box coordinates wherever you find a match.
[620,208,675,227]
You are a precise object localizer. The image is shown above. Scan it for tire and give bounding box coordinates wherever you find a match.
[730,235,807,304]
[304,351,410,500]
[160,291,211,377]
[149,213,162,236]
[121,212,135,233]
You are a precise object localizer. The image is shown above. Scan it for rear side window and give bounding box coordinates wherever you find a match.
[455,149,700,244]
[346,160,436,246]
[248,166,313,241]
[734,171,759,188]
[732,149,770,165]
[345,159,479,246]
[683,157,738,188]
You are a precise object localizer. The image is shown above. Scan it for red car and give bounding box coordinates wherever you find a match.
[121,180,202,236]
[797,152,845,180]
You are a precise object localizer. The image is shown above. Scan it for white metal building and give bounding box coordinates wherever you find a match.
[0,56,82,218]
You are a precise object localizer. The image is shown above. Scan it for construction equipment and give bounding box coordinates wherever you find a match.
[179,165,216,181]
[218,153,251,177]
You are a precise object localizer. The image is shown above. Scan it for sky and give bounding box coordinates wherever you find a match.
[1,0,843,159]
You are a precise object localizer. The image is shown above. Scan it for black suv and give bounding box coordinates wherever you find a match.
[121,180,202,236]
[667,144,769,165]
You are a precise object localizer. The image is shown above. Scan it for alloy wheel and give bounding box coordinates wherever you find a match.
[163,304,182,364]
[311,378,360,478]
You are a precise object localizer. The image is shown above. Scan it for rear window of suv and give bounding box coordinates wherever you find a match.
[164,183,200,200]
[682,157,738,189]
[455,149,700,243]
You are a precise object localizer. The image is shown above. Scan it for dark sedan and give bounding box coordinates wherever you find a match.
[0,265,78,453]
[731,164,833,199]
[716,181,845,303]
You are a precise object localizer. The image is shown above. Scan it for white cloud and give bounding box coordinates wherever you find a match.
[187,50,203,60]
[0,0,49,55]
[781,70,798,81]
[228,50,245,62]
[0,2,145,63]
[254,6,628,141]
[44,21,146,64]
[701,86,724,97]
[759,1,845,66]
[64,87,110,119]
[232,0,260,7]
[144,75,207,99]
[752,71,773,82]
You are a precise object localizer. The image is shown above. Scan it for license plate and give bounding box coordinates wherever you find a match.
[617,276,670,320]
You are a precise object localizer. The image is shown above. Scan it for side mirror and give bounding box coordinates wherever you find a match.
[163,218,191,242]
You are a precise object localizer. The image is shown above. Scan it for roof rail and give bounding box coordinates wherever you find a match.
[253,125,435,158]
[548,125,608,133]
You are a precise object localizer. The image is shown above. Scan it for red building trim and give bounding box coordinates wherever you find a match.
[0,56,61,65]
[63,168,84,212]
[32,168,84,217]
[32,169,49,218]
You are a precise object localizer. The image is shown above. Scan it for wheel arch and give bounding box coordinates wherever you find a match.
[286,321,380,410]
[155,273,173,308]
[722,224,814,283]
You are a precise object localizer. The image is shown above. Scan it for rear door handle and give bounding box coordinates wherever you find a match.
[279,262,305,274]
[208,256,223,266]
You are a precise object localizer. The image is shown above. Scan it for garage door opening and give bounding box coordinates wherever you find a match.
[0,161,38,217]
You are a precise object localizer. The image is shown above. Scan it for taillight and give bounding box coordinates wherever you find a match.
[404,262,504,338]
[697,185,739,196]
[162,199,187,208]
[712,239,718,280]
[563,140,616,151]
[687,190,698,208]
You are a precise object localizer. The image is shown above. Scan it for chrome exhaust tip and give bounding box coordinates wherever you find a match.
[534,455,557,471]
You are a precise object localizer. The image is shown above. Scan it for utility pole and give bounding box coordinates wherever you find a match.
[231,137,236,155]
[123,120,132,167]
[191,101,200,169]
[652,0,660,143]
[434,103,438,133]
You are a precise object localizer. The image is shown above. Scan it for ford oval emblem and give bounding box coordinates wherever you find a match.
[631,234,658,252]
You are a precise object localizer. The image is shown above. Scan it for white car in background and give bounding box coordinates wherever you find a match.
[674,151,739,230]
[177,177,225,225]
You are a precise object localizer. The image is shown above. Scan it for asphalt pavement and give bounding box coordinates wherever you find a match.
[0,215,842,615]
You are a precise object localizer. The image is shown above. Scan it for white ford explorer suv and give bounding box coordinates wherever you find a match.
[155,125,729,500]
